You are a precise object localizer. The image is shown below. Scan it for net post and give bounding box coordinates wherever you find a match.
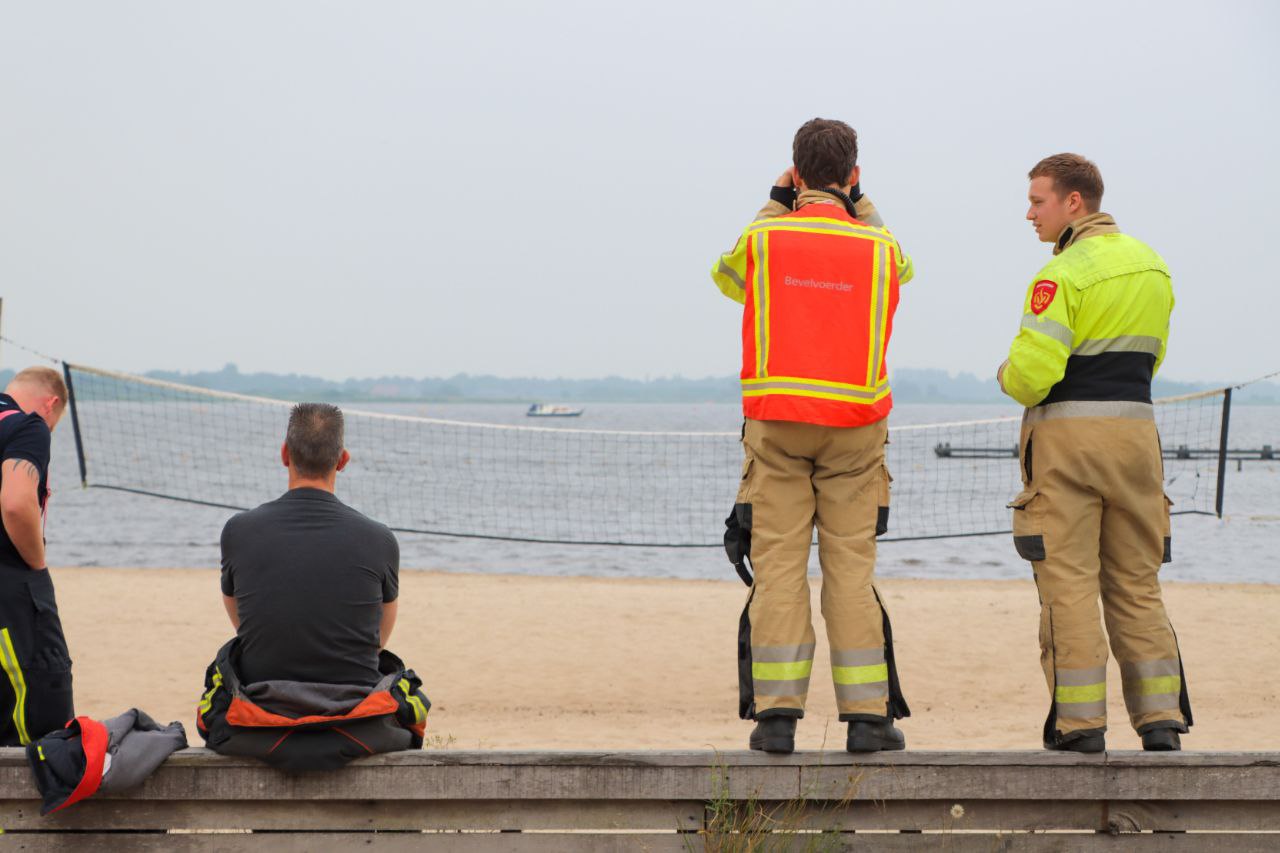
[1215,387,1232,518]
[61,362,88,488]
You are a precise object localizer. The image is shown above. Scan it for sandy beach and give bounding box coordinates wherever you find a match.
[51,568,1279,752]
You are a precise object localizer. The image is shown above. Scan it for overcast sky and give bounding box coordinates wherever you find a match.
[1,1,1275,383]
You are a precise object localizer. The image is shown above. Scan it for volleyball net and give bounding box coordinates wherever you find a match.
[56,362,1233,547]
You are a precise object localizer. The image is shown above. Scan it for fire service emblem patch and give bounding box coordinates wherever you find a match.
[1031,280,1058,315]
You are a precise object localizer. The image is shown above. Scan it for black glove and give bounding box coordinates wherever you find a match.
[850,181,863,204]
[769,184,797,208]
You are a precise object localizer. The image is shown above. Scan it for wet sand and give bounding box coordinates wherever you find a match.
[52,568,1279,751]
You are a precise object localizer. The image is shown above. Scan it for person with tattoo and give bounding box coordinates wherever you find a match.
[0,367,72,746]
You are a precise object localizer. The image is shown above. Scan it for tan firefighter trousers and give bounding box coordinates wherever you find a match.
[726,417,909,722]
[1010,401,1191,742]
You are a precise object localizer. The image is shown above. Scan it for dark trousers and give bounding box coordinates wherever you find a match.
[0,568,74,746]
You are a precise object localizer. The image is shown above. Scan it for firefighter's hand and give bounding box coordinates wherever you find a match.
[774,168,795,188]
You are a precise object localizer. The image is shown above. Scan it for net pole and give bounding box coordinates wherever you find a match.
[1215,387,1231,518]
[61,363,88,488]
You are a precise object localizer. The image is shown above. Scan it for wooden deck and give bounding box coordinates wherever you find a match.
[0,747,1277,850]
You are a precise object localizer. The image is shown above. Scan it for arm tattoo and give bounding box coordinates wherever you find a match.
[5,460,41,483]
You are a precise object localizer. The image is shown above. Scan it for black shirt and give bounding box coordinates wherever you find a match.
[0,394,51,570]
[220,488,400,686]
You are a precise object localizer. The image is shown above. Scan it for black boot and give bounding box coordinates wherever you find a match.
[1044,728,1105,753]
[1140,724,1183,751]
[748,716,796,754]
[846,719,906,753]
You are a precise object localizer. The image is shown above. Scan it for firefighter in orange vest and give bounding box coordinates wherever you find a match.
[712,118,913,754]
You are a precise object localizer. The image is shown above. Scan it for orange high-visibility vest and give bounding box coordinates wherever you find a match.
[713,203,911,428]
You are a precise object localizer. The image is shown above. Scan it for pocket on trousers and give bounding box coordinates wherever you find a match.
[875,464,892,537]
[1008,488,1046,562]
[1162,493,1173,563]
[25,577,72,674]
[735,455,754,502]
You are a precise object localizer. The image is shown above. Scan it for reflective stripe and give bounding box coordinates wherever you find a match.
[1056,699,1106,719]
[1073,335,1163,357]
[1023,400,1154,424]
[716,258,745,292]
[745,219,896,245]
[831,648,885,667]
[1020,314,1074,348]
[868,242,889,385]
[198,667,224,717]
[753,643,816,664]
[752,659,813,681]
[836,682,889,703]
[1056,666,1107,687]
[0,628,30,745]
[1120,659,1181,679]
[832,663,888,685]
[743,376,883,391]
[753,677,810,697]
[1055,682,1106,704]
[742,385,892,404]
[742,379,890,403]
[754,232,769,377]
[1129,675,1181,697]
[1125,692,1181,714]
[398,677,428,724]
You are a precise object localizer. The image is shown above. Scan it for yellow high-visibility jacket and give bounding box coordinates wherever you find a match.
[1000,213,1174,409]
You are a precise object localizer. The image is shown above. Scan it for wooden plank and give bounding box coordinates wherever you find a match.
[1,749,1276,803]
[720,798,1280,833]
[6,832,1280,852]
[0,762,799,803]
[0,832,693,852]
[4,747,1279,769]
[736,798,1103,831]
[6,797,1274,834]
[1105,800,1280,832]
[0,798,704,832]
[799,762,1280,801]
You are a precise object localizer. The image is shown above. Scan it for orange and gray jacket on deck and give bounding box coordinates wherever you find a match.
[1000,213,1174,408]
[711,192,913,428]
[27,709,187,816]
[196,638,430,771]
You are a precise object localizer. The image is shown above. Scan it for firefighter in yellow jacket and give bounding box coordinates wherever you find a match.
[999,153,1190,753]
[712,118,912,754]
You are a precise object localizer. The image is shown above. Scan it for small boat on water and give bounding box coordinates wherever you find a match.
[526,403,584,418]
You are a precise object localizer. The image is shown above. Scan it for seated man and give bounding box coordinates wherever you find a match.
[196,403,429,770]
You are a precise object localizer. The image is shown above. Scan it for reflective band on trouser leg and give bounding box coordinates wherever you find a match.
[1054,666,1107,724]
[831,648,888,710]
[398,678,428,724]
[198,667,224,717]
[0,628,30,745]
[751,644,815,706]
[1120,659,1182,717]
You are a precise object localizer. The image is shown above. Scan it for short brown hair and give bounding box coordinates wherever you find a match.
[1029,153,1104,212]
[10,367,68,413]
[286,403,345,477]
[793,118,858,188]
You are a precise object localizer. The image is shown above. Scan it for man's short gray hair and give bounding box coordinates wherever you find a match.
[286,403,345,477]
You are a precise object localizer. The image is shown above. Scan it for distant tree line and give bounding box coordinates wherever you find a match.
[1,365,1275,404]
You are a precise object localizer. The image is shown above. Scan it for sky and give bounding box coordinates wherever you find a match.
[0,0,1275,383]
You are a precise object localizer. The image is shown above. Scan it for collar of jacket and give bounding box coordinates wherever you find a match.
[1054,211,1119,255]
[795,188,853,215]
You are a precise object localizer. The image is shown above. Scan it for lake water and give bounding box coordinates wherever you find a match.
[41,400,1280,583]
